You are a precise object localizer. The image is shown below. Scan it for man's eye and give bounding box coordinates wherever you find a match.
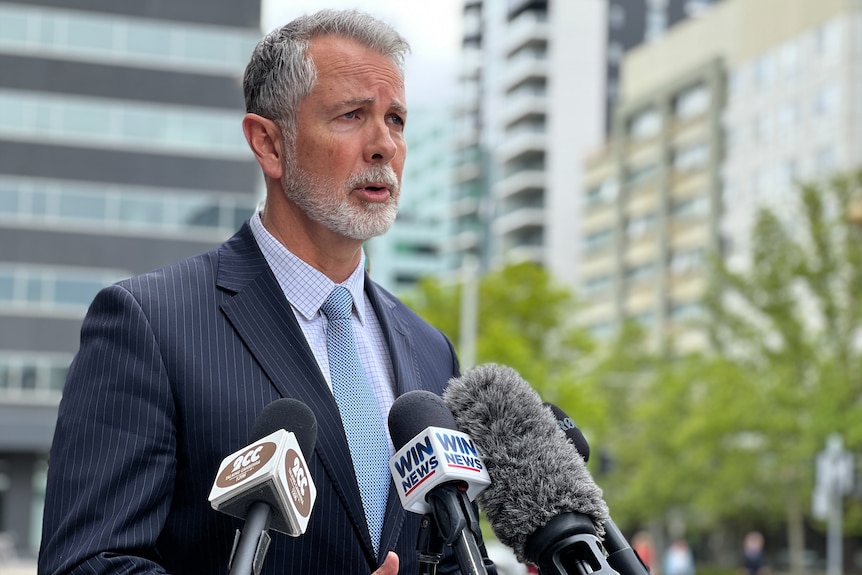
[343,111,357,119]
[389,114,404,126]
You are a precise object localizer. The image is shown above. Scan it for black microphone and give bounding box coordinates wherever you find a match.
[388,390,491,575]
[545,403,590,463]
[545,403,650,575]
[443,364,617,575]
[208,398,318,575]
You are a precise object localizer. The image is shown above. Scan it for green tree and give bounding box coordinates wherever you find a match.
[699,171,862,573]
[403,261,595,403]
[581,172,861,572]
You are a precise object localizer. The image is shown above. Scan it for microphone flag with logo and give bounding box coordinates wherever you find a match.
[208,398,318,575]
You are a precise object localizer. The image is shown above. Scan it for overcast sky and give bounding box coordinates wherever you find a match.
[261,0,463,107]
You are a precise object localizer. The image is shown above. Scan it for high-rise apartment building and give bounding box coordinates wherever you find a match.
[0,0,261,557]
[450,0,722,294]
[451,0,607,290]
[579,0,859,350]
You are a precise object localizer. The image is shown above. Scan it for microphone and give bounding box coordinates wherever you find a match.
[545,403,650,575]
[545,402,590,463]
[443,364,616,575]
[388,390,492,575]
[208,398,318,575]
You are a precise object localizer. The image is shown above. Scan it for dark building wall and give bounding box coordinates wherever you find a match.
[0,227,224,275]
[0,54,245,110]
[0,142,259,192]
[21,0,260,28]
[0,316,86,354]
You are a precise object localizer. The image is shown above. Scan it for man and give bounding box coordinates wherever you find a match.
[39,10,494,575]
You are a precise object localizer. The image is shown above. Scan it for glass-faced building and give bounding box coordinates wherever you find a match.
[0,0,262,557]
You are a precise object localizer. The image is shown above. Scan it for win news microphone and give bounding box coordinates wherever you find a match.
[388,389,492,575]
[208,398,318,575]
[443,364,617,575]
[546,403,650,575]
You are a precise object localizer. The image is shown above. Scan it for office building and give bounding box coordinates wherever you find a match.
[0,0,261,557]
[579,0,859,351]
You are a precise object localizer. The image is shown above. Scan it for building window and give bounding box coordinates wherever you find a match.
[670,302,704,321]
[753,54,773,87]
[778,41,800,80]
[0,89,248,158]
[583,274,612,297]
[813,84,840,118]
[626,262,656,282]
[629,108,661,140]
[586,179,619,206]
[0,176,257,239]
[584,229,613,251]
[777,103,799,135]
[815,19,842,59]
[626,163,659,187]
[0,352,72,397]
[0,4,258,74]
[675,84,710,120]
[589,321,614,339]
[608,4,625,29]
[633,311,655,327]
[672,196,709,218]
[669,249,704,274]
[673,142,709,172]
[0,264,127,316]
[626,212,657,238]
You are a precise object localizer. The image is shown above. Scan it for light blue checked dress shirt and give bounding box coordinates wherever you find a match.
[249,213,396,550]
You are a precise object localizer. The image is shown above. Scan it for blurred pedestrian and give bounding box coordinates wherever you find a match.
[741,531,768,575]
[632,530,658,573]
[663,538,695,575]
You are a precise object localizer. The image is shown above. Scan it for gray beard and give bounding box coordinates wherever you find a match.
[281,162,400,241]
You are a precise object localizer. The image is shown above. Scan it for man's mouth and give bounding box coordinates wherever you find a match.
[354,184,392,203]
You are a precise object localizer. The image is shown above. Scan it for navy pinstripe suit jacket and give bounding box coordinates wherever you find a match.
[39,223,490,575]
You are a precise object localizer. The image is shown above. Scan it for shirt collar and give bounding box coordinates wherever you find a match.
[249,211,368,324]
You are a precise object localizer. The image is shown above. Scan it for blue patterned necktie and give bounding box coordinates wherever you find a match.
[320,286,391,554]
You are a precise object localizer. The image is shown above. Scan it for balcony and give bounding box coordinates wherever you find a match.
[503,57,548,92]
[505,12,549,56]
[493,206,544,237]
[502,93,547,128]
[494,169,544,201]
[498,131,546,164]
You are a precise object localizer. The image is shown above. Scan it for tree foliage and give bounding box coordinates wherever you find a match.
[565,171,862,574]
[403,261,595,407]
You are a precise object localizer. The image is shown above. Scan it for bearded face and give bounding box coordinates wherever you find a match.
[281,154,401,241]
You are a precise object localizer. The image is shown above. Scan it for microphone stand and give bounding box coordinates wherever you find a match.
[228,500,272,575]
[602,519,650,575]
[417,513,445,575]
[424,483,488,575]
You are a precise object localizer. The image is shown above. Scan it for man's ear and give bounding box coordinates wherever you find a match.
[242,113,285,179]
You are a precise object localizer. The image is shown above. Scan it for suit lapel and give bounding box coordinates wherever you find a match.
[215,225,374,559]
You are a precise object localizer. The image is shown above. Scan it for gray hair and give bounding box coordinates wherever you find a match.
[243,9,410,149]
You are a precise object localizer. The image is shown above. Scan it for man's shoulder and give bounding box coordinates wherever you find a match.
[117,224,258,294]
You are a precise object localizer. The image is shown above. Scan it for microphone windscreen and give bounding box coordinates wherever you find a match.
[443,364,609,562]
[545,402,591,463]
[250,398,318,457]
[388,390,458,450]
